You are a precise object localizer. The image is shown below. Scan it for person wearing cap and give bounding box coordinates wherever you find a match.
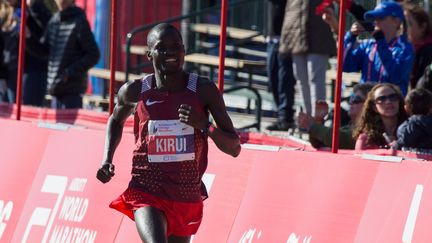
[343,1,414,96]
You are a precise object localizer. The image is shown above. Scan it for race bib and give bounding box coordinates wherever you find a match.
[147,120,195,162]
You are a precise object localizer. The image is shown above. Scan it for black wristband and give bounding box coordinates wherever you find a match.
[200,122,212,134]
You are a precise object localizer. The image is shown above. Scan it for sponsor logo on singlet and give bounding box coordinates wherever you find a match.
[147,120,195,162]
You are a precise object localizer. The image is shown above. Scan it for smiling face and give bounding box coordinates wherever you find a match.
[147,27,185,75]
[373,86,400,118]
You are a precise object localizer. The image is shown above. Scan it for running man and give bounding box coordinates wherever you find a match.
[96,23,241,242]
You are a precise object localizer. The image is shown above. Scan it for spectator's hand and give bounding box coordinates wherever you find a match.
[350,22,365,36]
[389,140,398,150]
[298,111,315,132]
[322,7,339,33]
[96,163,115,183]
[314,100,329,123]
[178,104,208,130]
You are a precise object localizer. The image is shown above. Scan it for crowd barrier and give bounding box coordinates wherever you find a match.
[1,111,432,242]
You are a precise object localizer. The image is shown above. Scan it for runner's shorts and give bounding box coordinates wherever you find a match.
[110,187,203,236]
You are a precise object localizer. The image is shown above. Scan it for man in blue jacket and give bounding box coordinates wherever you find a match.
[343,1,414,96]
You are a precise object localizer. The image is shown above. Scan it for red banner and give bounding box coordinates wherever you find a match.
[0,120,49,242]
[9,126,134,243]
[1,119,432,242]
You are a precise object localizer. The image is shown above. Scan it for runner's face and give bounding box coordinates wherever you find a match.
[149,29,185,74]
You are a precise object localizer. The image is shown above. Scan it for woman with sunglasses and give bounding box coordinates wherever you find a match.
[353,83,408,150]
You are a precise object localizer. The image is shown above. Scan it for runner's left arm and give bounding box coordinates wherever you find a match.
[195,78,241,157]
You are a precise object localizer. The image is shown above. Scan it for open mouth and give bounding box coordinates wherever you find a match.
[165,58,178,63]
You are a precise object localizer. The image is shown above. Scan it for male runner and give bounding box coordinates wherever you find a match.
[96,23,241,243]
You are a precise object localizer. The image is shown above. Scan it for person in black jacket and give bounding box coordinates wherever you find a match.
[0,0,51,106]
[42,0,100,109]
[395,88,432,151]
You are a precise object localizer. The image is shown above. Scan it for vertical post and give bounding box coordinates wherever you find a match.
[331,0,347,153]
[181,0,194,69]
[16,0,27,120]
[217,0,228,93]
[108,0,118,114]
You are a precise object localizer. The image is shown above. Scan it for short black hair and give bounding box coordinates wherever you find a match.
[147,23,182,49]
[405,88,432,115]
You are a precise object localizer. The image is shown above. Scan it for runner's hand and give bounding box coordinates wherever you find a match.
[96,163,115,183]
[178,104,208,130]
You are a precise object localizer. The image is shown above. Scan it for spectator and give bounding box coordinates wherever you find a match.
[279,0,337,116]
[353,83,408,150]
[343,1,414,96]
[395,88,432,150]
[0,0,51,106]
[298,82,375,149]
[41,0,100,109]
[403,3,432,89]
[265,0,297,131]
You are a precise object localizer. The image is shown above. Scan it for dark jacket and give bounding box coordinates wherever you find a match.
[396,115,432,150]
[266,0,286,37]
[279,0,336,56]
[43,6,100,96]
[411,37,432,88]
[2,3,51,80]
[308,123,355,149]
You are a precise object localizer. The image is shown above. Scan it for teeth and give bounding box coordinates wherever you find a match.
[166,58,176,62]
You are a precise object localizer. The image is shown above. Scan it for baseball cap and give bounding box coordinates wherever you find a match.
[364,1,404,21]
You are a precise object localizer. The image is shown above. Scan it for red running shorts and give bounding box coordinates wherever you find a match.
[110,188,203,236]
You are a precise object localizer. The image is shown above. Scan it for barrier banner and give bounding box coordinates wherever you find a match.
[354,161,432,243]
[10,127,135,243]
[227,150,432,243]
[0,120,49,242]
[3,119,432,242]
[227,151,379,243]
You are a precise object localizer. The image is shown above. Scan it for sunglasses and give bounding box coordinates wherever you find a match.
[349,95,365,105]
[374,93,399,104]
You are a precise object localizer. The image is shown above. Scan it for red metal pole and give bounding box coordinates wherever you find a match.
[15,0,27,120]
[217,0,228,93]
[108,0,118,114]
[331,0,347,153]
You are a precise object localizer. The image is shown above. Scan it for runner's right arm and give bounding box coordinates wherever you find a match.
[96,80,141,183]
